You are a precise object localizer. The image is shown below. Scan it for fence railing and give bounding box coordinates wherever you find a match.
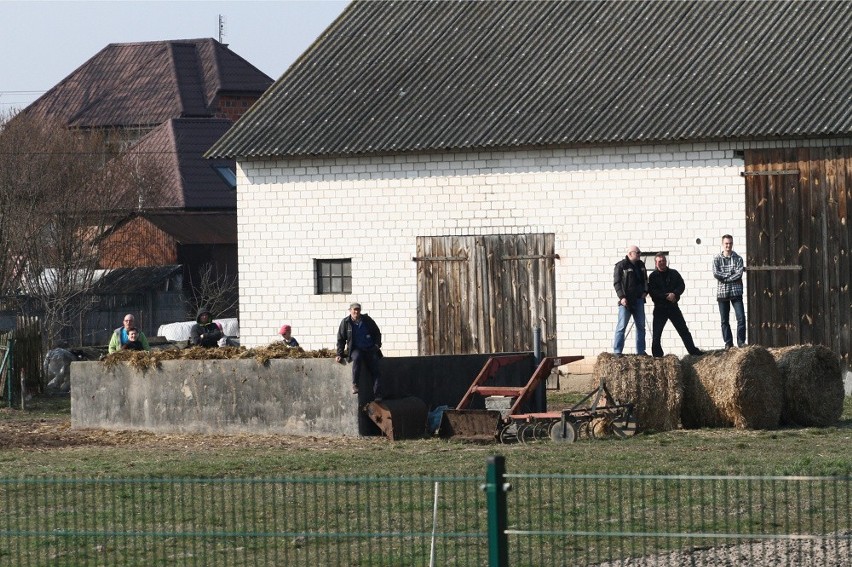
[1,458,850,566]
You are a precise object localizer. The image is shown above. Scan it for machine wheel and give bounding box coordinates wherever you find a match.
[531,421,551,441]
[611,410,637,439]
[498,423,518,444]
[576,419,593,440]
[517,423,536,444]
[549,420,576,443]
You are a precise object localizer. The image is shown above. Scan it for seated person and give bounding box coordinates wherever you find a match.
[121,328,146,351]
[279,324,299,347]
[189,306,223,348]
[108,314,150,353]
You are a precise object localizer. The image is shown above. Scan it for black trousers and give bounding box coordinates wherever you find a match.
[651,304,700,357]
[350,347,383,397]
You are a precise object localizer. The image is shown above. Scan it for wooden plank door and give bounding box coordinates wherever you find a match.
[745,147,852,363]
[416,234,556,356]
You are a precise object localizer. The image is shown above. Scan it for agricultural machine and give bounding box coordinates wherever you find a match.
[440,354,636,443]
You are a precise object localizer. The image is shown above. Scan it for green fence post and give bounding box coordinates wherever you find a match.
[485,455,509,567]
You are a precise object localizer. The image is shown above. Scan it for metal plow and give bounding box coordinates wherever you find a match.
[498,381,637,445]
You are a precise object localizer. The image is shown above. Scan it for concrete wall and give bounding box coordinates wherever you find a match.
[71,353,537,437]
[72,358,359,436]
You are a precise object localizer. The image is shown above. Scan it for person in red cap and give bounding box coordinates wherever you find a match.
[279,324,299,347]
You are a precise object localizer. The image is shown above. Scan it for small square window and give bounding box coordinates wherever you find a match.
[316,259,351,294]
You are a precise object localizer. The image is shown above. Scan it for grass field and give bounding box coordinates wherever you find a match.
[1,393,850,478]
[1,394,851,566]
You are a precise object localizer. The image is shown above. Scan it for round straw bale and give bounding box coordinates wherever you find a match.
[768,344,844,427]
[592,353,683,432]
[680,346,781,430]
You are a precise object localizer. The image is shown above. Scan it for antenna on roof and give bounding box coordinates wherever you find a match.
[218,14,227,46]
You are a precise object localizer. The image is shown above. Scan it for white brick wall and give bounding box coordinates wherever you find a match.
[235,138,851,358]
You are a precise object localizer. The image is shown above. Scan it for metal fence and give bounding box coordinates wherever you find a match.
[1,458,850,566]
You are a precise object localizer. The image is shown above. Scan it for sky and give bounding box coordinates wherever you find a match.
[1,0,350,112]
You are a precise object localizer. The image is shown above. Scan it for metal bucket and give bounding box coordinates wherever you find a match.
[439,409,502,441]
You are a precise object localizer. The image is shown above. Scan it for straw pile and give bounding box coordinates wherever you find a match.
[681,346,781,430]
[592,353,683,432]
[768,345,844,427]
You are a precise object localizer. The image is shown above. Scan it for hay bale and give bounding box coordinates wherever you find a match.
[681,346,781,430]
[768,345,844,427]
[592,353,683,432]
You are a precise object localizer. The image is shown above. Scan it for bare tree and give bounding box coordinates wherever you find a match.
[0,110,167,346]
[187,263,239,320]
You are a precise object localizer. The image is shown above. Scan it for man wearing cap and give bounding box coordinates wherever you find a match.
[336,303,383,399]
[279,324,299,347]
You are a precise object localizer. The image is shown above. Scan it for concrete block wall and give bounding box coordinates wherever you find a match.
[236,138,848,360]
[70,354,537,437]
[72,359,360,436]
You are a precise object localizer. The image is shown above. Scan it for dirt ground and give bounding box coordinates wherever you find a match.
[0,405,376,452]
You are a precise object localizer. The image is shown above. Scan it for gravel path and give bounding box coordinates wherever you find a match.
[592,532,852,566]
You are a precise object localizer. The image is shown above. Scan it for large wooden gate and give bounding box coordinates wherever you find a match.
[744,147,851,363]
[415,234,557,355]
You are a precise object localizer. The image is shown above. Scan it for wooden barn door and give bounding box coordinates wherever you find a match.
[415,234,557,356]
[744,147,851,363]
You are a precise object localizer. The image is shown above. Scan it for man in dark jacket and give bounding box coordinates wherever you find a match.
[612,245,648,355]
[189,306,223,348]
[336,303,383,399]
[648,253,703,357]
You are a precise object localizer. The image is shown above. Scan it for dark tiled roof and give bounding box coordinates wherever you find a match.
[25,39,272,128]
[207,0,852,159]
[91,265,183,295]
[143,212,237,245]
[128,118,237,210]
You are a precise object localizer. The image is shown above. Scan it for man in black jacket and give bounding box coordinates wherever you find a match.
[189,306,223,348]
[648,253,704,357]
[336,303,383,399]
[612,245,648,355]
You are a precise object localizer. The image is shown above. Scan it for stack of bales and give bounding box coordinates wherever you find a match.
[769,345,844,427]
[594,345,844,432]
[593,353,683,432]
[680,346,782,429]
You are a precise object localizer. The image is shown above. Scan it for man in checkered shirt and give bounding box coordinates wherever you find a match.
[712,234,746,349]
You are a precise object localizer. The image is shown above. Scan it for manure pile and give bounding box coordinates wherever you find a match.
[102,344,337,370]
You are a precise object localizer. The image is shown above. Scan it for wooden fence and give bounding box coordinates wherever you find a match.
[0,315,43,403]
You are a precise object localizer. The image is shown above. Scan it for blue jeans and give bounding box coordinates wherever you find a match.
[718,296,746,347]
[613,298,646,354]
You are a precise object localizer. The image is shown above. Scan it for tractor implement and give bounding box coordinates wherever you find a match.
[440,354,583,442]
